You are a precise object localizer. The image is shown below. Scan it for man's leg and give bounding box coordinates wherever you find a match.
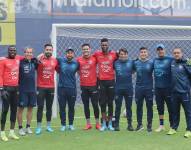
[165,89,174,128]
[26,106,33,134]
[58,87,67,131]
[36,88,45,134]
[67,88,76,130]
[99,81,107,131]
[81,87,91,129]
[0,91,10,141]
[114,89,123,131]
[25,92,36,134]
[145,89,153,132]
[167,93,180,135]
[155,88,165,132]
[124,90,133,131]
[45,88,54,132]
[90,86,100,129]
[181,93,191,138]
[8,90,19,140]
[135,87,144,131]
[17,106,25,136]
[107,80,115,131]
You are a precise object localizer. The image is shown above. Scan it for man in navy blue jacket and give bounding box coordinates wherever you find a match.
[167,48,191,138]
[17,47,38,136]
[154,44,173,132]
[57,49,79,132]
[134,47,154,132]
[114,48,134,131]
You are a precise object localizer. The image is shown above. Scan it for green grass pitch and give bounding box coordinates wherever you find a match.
[0,103,191,150]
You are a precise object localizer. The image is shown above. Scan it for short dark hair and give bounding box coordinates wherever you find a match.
[101,38,109,43]
[118,48,128,54]
[44,43,53,48]
[66,48,74,53]
[8,45,16,50]
[81,43,90,48]
[139,47,148,51]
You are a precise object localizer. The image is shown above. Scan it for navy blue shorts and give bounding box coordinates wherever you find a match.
[18,92,37,107]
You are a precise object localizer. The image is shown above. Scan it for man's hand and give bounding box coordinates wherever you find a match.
[0,88,9,100]
[186,58,191,66]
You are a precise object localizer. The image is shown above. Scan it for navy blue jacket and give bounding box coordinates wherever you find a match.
[19,58,38,92]
[134,59,154,89]
[57,57,79,89]
[114,59,134,90]
[171,59,191,93]
[154,56,173,88]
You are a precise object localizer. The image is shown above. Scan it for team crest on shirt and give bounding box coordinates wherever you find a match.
[179,65,183,69]
[88,60,93,65]
[108,55,113,60]
[16,60,20,65]
[51,60,55,66]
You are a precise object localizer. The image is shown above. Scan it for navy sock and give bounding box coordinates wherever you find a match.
[26,124,30,128]
[160,119,164,125]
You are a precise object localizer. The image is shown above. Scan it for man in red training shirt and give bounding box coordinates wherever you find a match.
[35,44,58,135]
[77,43,101,130]
[93,38,117,131]
[0,46,21,141]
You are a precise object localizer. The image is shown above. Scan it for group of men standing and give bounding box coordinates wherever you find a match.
[0,38,191,142]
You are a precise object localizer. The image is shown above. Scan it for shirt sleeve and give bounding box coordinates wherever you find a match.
[0,58,5,88]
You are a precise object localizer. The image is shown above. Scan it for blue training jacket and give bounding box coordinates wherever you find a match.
[19,58,38,92]
[134,59,154,89]
[171,59,191,93]
[154,56,173,89]
[57,57,79,89]
[114,59,134,90]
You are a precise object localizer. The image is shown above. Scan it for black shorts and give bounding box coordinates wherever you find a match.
[18,92,37,107]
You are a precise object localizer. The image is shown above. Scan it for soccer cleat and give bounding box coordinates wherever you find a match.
[136,124,144,132]
[19,128,26,136]
[155,126,165,132]
[35,127,42,135]
[9,131,19,140]
[95,123,101,130]
[100,125,107,132]
[114,126,120,131]
[100,121,107,132]
[68,125,75,131]
[184,131,191,138]
[127,125,134,131]
[84,124,92,130]
[60,126,66,132]
[46,126,54,132]
[26,127,33,134]
[108,121,114,131]
[167,128,177,135]
[1,131,8,142]
[147,124,152,133]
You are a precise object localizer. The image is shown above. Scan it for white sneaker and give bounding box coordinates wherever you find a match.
[155,126,165,132]
[26,127,33,134]
[19,128,26,136]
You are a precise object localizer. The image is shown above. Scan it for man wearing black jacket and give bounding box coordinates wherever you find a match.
[167,48,191,138]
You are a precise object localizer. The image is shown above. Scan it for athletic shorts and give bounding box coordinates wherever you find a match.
[18,92,37,107]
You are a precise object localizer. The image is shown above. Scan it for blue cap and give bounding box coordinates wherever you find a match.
[156,44,165,50]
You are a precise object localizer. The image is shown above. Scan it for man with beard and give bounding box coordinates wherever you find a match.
[35,44,58,135]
